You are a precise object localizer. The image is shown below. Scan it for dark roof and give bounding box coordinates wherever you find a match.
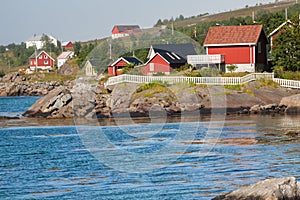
[146,51,186,65]
[204,25,265,46]
[160,51,186,64]
[123,57,142,65]
[114,25,142,33]
[151,43,196,59]
[110,57,143,66]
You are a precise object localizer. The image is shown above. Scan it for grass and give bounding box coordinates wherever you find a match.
[222,72,250,77]
[225,84,242,91]
[256,78,279,88]
[243,88,255,96]
[170,1,296,28]
[26,72,76,83]
[135,81,169,93]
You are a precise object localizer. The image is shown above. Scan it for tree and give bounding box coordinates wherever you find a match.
[155,19,163,27]
[73,42,82,56]
[271,23,300,71]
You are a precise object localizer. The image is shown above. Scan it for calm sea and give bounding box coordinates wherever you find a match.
[0,96,299,199]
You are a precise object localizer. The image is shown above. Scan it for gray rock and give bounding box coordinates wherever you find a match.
[213,177,300,200]
[281,94,300,114]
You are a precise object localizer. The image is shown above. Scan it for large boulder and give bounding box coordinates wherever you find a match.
[213,177,300,200]
[23,86,73,118]
[280,93,300,114]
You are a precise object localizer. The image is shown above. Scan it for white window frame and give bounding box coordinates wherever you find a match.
[149,63,154,71]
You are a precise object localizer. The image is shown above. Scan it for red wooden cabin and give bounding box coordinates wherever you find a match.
[203,25,269,72]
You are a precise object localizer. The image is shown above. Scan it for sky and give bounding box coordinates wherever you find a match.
[0,0,275,45]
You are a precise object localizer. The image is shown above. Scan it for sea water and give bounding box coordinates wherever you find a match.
[0,97,299,199]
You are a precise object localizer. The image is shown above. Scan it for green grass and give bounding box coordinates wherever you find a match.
[256,78,279,88]
[225,84,242,91]
[26,73,76,83]
[135,81,169,93]
[222,72,250,77]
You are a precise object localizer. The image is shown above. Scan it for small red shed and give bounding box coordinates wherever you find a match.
[108,57,142,76]
[29,50,55,71]
[203,25,269,72]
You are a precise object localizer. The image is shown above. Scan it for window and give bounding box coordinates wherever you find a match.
[39,55,42,59]
[44,55,48,59]
[44,60,49,65]
[258,42,262,54]
[150,63,154,71]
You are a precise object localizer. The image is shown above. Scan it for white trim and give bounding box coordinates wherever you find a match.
[144,53,170,65]
[204,43,256,47]
[110,57,130,66]
[253,46,256,65]
[268,20,294,37]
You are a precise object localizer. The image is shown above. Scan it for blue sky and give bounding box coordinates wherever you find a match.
[0,0,274,45]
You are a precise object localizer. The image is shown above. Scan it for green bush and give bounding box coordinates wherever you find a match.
[176,63,192,72]
[0,70,5,78]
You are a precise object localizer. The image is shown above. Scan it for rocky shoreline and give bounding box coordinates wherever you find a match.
[19,79,300,119]
[0,72,72,96]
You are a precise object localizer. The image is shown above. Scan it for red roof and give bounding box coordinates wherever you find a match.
[204,25,264,46]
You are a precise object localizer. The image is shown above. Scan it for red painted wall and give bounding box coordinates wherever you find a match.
[208,46,253,65]
[114,60,127,67]
[142,54,171,75]
[29,52,54,68]
[107,59,129,76]
[108,66,114,76]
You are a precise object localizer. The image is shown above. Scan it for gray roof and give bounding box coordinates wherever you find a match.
[29,50,52,59]
[151,43,196,59]
[88,59,102,67]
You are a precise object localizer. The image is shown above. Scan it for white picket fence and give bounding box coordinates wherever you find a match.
[104,73,300,89]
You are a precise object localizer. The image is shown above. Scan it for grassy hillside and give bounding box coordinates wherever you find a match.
[168,0,297,28]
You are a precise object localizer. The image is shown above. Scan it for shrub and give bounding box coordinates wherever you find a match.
[176,63,192,72]
[0,70,5,78]
[226,65,237,73]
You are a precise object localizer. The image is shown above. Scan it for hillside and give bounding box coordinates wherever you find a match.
[167,0,297,28]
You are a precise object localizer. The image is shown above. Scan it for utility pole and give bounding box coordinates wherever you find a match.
[107,39,112,60]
